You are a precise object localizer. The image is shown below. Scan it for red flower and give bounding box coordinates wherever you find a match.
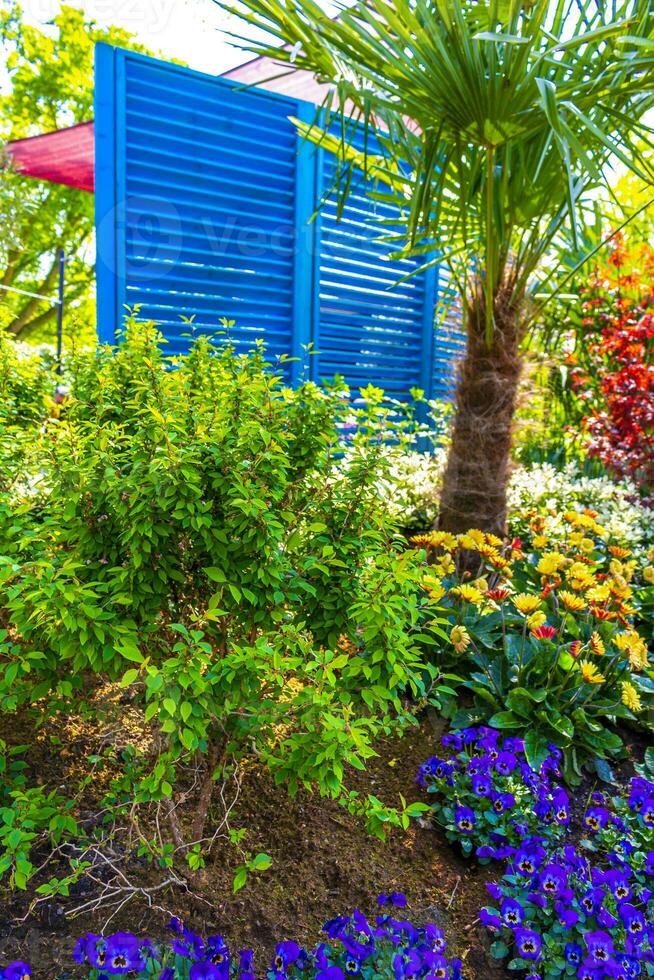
[531,625,557,640]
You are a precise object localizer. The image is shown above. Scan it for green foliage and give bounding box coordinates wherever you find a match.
[223,0,654,336]
[0,739,79,891]
[0,322,440,889]
[0,335,56,558]
[0,3,151,342]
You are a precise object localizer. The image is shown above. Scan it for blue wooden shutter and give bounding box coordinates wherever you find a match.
[95,45,461,399]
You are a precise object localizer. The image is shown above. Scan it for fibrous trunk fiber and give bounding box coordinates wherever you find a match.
[437,280,524,539]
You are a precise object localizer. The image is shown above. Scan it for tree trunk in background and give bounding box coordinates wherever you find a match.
[437,279,525,538]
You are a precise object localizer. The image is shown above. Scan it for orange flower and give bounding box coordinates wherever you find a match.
[591,607,616,621]
[608,545,632,558]
[590,632,605,656]
[559,590,587,612]
[487,588,511,602]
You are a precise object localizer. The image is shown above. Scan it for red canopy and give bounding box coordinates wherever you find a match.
[6,121,95,193]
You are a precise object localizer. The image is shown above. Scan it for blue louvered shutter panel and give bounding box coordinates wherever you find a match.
[96,46,299,359]
[95,46,462,399]
[313,129,437,399]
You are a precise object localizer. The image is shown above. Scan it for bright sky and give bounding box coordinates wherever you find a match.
[21,0,253,75]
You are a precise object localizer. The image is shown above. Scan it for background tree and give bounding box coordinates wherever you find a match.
[0,4,148,343]
[221,0,654,535]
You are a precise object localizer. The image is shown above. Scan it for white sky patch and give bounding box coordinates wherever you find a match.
[19,0,250,75]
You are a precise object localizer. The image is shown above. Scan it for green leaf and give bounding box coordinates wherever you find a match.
[488,711,523,729]
[233,867,248,893]
[524,730,551,772]
[250,852,272,871]
[116,640,144,664]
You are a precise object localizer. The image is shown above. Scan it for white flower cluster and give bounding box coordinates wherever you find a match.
[379,452,654,553]
[376,448,447,529]
[507,462,654,556]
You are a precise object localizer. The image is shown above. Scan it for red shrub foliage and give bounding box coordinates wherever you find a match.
[571,234,654,490]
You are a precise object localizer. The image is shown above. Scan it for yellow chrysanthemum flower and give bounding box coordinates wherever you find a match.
[527,611,547,630]
[478,543,502,561]
[533,535,549,549]
[472,578,489,593]
[537,552,567,576]
[513,594,542,615]
[579,538,596,554]
[411,530,458,551]
[436,555,456,576]
[411,533,434,548]
[424,577,445,603]
[580,660,606,684]
[615,631,648,671]
[451,584,485,605]
[458,529,486,548]
[450,625,471,653]
[590,632,605,656]
[489,555,512,572]
[559,590,587,612]
[485,533,504,548]
[585,584,611,603]
[628,646,648,672]
[566,562,596,591]
[643,565,654,585]
[621,682,642,712]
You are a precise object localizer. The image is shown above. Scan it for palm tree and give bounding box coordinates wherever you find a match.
[221,0,654,535]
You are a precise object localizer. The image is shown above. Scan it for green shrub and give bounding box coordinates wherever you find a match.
[0,322,441,883]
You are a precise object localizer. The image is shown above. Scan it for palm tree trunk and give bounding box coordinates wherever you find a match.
[437,279,525,538]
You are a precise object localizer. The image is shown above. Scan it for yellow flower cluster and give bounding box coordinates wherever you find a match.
[412,517,652,698]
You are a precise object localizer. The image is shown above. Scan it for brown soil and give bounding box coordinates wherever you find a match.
[0,710,506,979]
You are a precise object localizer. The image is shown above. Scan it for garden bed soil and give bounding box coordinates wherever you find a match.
[0,711,506,979]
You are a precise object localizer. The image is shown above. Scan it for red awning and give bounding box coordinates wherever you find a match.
[5,121,95,193]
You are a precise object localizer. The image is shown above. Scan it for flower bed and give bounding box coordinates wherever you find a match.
[417,726,569,859]
[1,896,463,979]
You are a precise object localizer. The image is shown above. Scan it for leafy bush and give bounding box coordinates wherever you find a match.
[572,234,654,492]
[481,838,654,980]
[0,737,80,891]
[0,335,55,429]
[417,726,569,859]
[0,322,442,884]
[0,336,56,556]
[413,513,653,780]
[0,894,462,978]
